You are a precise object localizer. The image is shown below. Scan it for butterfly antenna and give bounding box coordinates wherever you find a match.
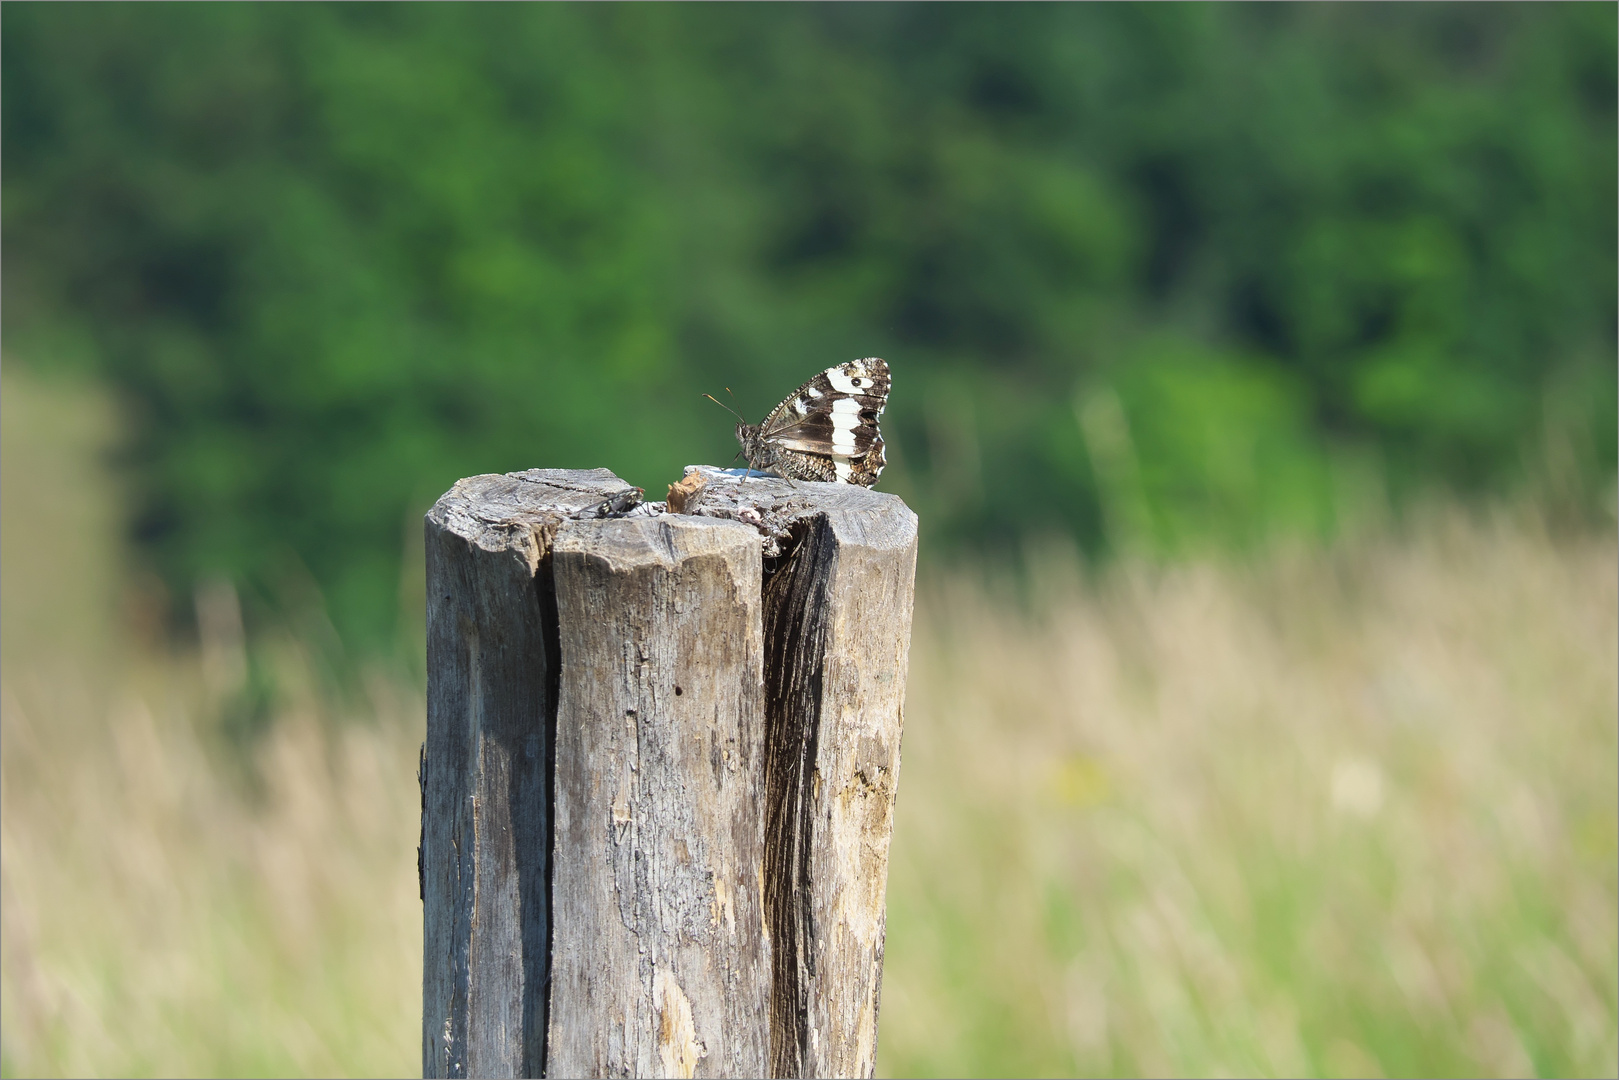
[704,392,748,424]
[705,392,754,481]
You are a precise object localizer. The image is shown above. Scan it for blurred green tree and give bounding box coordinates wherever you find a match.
[4,3,1613,652]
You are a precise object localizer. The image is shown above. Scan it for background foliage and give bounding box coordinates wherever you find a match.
[4,3,1614,651]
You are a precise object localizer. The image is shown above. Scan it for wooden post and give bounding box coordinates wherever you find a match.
[421,466,918,1079]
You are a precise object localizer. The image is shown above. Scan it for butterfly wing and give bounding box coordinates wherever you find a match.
[760,358,890,486]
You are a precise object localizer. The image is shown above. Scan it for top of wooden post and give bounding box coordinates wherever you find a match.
[427,464,916,560]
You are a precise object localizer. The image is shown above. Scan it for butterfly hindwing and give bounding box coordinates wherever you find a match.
[741,357,889,487]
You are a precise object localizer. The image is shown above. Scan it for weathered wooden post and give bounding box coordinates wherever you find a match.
[421,466,917,1079]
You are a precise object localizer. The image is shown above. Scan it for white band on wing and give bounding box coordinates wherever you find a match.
[829,396,863,454]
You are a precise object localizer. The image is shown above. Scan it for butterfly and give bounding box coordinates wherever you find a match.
[708,358,890,487]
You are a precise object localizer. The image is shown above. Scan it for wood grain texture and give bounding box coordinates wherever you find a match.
[546,515,772,1079]
[423,465,916,1079]
[666,466,918,1077]
[752,481,918,1079]
[423,469,639,1079]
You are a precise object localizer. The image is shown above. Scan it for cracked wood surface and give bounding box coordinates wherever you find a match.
[742,477,918,1079]
[423,469,639,1079]
[546,512,771,1078]
[422,466,916,1078]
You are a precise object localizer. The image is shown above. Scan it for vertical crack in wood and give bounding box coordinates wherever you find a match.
[761,515,835,1079]
[532,548,560,1080]
[428,470,911,1079]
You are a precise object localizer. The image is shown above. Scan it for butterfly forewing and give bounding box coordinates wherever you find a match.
[742,357,890,487]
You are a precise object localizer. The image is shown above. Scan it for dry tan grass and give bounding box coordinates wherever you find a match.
[2,369,1614,1077]
[880,520,1617,1078]
[1,666,424,1077]
[1,371,418,1077]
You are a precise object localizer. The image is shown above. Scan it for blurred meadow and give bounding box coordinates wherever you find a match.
[5,366,1615,1078]
[2,4,1616,1078]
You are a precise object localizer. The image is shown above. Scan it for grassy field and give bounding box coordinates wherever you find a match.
[2,368,1615,1078]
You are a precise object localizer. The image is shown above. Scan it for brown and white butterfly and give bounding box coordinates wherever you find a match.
[708,357,890,487]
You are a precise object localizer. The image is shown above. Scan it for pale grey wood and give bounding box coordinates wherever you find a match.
[423,464,916,1080]
[546,515,772,1079]
[671,467,919,1078]
[795,506,916,1080]
[423,469,642,1079]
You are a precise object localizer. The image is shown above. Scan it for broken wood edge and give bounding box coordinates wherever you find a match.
[423,467,917,1080]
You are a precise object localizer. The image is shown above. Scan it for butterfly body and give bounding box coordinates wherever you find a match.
[731,358,890,487]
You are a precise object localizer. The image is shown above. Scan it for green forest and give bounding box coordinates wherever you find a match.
[5,3,1614,652]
